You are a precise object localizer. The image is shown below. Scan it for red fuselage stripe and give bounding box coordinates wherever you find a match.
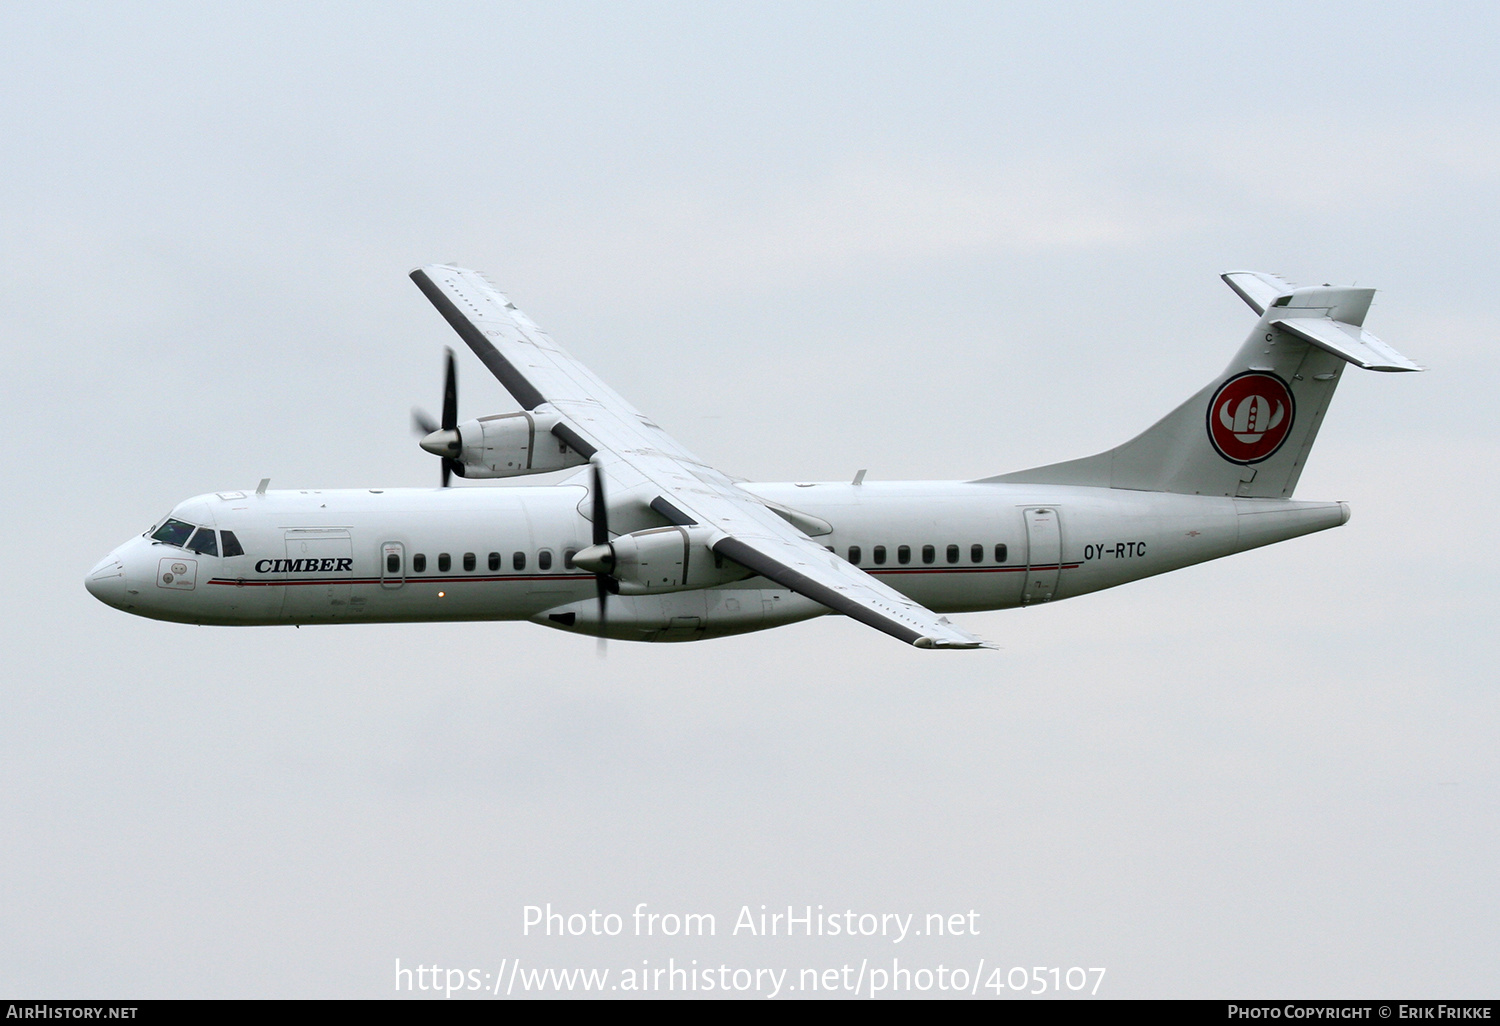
[208,564,1079,587]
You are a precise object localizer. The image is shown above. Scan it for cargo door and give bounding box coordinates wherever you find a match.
[282,529,354,621]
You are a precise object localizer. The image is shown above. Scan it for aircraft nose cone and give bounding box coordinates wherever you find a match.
[85,556,128,608]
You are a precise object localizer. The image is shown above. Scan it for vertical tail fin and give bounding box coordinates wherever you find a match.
[984,272,1422,497]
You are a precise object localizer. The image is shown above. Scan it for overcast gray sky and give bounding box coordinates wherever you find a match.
[4,0,1497,998]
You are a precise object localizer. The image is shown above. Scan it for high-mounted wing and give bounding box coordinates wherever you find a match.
[410,265,989,650]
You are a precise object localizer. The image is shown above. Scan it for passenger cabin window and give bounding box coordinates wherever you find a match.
[946,544,960,564]
[538,550,553,571]
[971,544,984,563]
[438,553,451,572]
[463,552,475,572]
[995,543,1008,562]
[221,530,244,557]
[873,545,886,565]
[564,548,578,570]
[413,554,427,573]
[186,528,218,557]
[897,545,911,565]
[513,551,526,571]
[848,546,861,564]
[386,553,400,574]
[150,519,194,547]
[488,552,500,571]
[921,544,935,564]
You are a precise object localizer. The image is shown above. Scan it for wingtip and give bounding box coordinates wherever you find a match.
[914,636,993,650]
[411,262,476,279]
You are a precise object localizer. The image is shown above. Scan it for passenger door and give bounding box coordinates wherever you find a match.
[1022,507,1061,604]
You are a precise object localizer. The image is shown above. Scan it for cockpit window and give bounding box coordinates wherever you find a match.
[220,530,244,557]
[150,519,195,547]
[186,528,219,557]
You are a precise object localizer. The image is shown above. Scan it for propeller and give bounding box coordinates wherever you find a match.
[412,347,462,487]
[589,461,618,655]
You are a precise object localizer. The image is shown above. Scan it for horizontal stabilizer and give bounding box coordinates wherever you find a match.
[1222,271,1296,315]
[1272,316,1423,372]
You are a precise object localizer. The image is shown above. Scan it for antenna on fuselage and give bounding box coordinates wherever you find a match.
[256,478,269,496]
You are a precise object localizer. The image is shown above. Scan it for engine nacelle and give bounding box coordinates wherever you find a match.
[533,588,829,642]
[447,411,591,478]
[572,526,754,595]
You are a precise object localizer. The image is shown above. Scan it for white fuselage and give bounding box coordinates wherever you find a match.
[85,479,1348,643]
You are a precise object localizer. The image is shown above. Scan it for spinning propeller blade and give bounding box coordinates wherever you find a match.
[412,348,462,487]
[440,348,458,487]
[590,462,617,654]
[411,409,438,436]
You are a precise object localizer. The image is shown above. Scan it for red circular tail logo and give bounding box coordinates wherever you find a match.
[1206,372,1295,464]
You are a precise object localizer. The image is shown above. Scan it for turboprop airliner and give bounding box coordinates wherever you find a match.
[85,267,1421,648]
